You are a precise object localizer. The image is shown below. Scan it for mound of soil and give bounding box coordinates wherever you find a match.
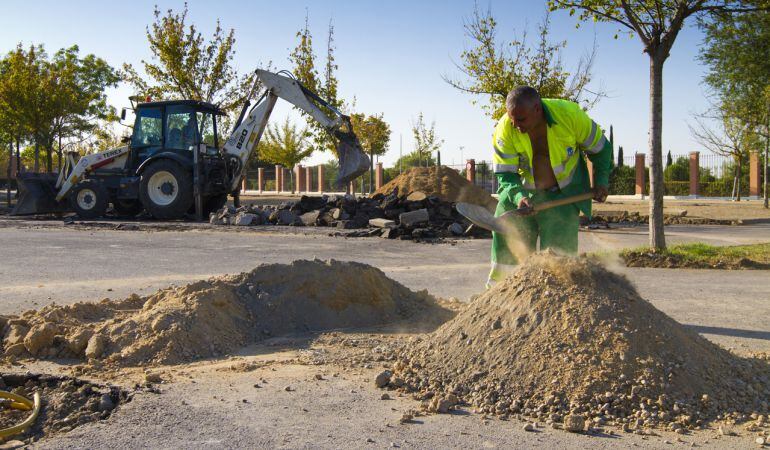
[1,260,451,367]
[0,372,129,443]
[383,253,770,432]
[375,166,496,211]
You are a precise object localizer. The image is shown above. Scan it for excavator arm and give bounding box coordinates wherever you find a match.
[222,69,370,192]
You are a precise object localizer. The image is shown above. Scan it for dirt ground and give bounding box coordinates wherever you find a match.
[0,202,768,448]
[593,198,770,221]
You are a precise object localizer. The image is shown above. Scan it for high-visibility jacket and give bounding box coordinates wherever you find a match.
[492,98,612,217]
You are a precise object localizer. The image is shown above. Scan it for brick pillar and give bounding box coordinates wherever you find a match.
[257,168,264,192]
[275,165,282,192]
[586,158,595,188]
[635,153,645,196]
[317,165,325,193]
[750,151,761,197]
[466,159,476,184]
[689,151,700,197]
[375,162,383,189]
[294,164,304,194]
[305,166,312,192]
[349,180,355,195]
[241,177,247,193]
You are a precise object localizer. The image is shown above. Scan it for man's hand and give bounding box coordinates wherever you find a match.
[593,185,608,203]
[517,197,535,216]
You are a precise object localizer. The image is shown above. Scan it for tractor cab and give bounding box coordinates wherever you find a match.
[129,100,225,167]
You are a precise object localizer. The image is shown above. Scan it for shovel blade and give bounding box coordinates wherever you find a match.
[11,173,68,215]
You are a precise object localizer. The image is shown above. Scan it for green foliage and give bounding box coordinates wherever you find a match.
[617,145,624,166]
[608,164,635,195]
[289,16,344,155]
[349,113,391,157]
[664,156,689,181]
[700,5,770,135]
[411,113,443,167]
[0,44,119,172]
[257,117,313,169]
[445,6,600,120]
[122,4,258,136]
[393,150,437,171]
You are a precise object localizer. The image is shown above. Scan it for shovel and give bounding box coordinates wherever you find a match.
[456,192,594,233]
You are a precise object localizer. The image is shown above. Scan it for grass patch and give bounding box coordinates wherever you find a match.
[619,242,770,269]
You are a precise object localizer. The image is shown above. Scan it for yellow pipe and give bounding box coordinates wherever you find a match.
[0,391,41,438]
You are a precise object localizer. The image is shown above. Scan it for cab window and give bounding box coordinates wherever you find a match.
[166,105,198,150]
[131,107,162,147]
[197,112,217,147]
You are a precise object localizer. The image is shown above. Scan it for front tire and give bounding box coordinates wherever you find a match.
[139,160,193,220]
[69,180,108,219]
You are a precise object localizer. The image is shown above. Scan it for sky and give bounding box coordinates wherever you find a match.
[0,0,717,167]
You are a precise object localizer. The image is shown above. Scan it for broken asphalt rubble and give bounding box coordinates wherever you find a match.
[210,189,490,241]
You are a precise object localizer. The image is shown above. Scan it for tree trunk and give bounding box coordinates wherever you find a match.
[45,147,52,173]
[735,158,742,201]
[33,140,40,173]
[648,54,666,250]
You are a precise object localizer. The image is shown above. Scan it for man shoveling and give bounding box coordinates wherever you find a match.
[486,86,612,287]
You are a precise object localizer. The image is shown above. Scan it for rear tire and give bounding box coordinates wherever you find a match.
[69,180,108,219]
[139,160,193,220]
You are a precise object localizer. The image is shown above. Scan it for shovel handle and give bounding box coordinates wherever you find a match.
[500,192,594,218]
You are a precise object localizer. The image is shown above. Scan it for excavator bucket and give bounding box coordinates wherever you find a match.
[11,173,68,215]
[334,131,370,188]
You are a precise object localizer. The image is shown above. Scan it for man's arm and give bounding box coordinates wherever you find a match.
[567,103,612,201]
[492,120,529,210]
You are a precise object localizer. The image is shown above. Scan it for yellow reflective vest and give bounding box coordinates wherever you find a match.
[492,98,612,216]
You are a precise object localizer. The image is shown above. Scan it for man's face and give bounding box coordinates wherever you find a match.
[507,102,542,133]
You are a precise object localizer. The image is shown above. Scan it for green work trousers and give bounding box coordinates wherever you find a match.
[488,189,579,285]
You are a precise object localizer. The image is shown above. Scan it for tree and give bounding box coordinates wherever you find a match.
[617,145,624,167]
[290,16,344,155]
[349,113,391,158]
[666,150,673,167]
[123,4,259,136]
[445,6,601,120]
[258,117,313,189]
[411,113,444,168]
[699,6,770,206]
[689,100,756,199]
[1,44,118,173]
[392,151,437,171]
[549,0,762,250]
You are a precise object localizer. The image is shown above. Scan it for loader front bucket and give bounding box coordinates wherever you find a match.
[334,131,370,189]
[11,172,68,215]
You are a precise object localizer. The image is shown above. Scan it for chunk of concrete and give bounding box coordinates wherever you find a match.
[406,191,427,201]
[300,210,321,226]
[234,213,257,226]
[399,208,429,227]
[369,218,396,228]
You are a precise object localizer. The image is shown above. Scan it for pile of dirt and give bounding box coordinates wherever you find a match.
[0,372,129,443]
[380,253,770,432]
[1,260,451,367]
[374,166,496,211]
